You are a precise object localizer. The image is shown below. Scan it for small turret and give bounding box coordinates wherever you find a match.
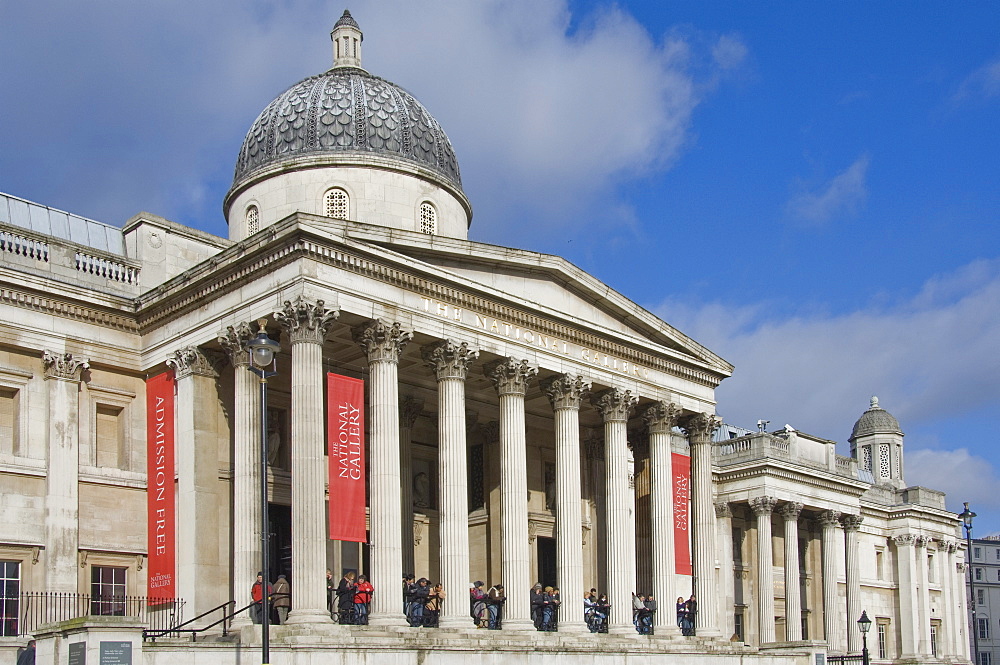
[331,9,363,69]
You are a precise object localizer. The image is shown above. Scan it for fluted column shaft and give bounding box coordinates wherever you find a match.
[643,402,681,634]
[355,321,411,626]
[42,351,88,593]
[842,515,864,652]
[751,496,777,644]
[487,358,537,631]
[423,341,478,628]
[820,510,843,652]
[400,397,423,577]
[715,502,736,639]
[218,325,260,627]
[543,375,590,633]
[683,413,722,637]
[593,388,638,634]
[275,297,338,624]
[915,536,931,656]
[780,502,804,641]
[894,534,919,658]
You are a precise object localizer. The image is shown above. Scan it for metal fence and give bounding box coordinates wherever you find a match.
[2,593,184,637]
[827,656,865,664]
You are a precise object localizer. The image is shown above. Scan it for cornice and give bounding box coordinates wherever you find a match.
[0,284,138,332]
[137,223,727,388]
[715,460,869,498]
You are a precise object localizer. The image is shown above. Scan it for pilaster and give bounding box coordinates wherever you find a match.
[894,533,919,659]
[840,514,864,652]
[779,502,804,641]
[819,510,843,653]
[399,396,423,577]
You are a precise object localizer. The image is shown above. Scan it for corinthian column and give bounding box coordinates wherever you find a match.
[894,533,918,658]
[399,396,423,577]
[819,510,843,652]
[642,401,681,635]
[354,320,412,626]
[218,323,260,627]
[750,496,778,644]
[841,514,864,652]
[422,340,479,628]
[780,502,804,641]
[914,535,931,657]
[42,351,88,593]
[167,347,222,621]
[592,388,638,634]
[682,412,722,637]
[542,374,591,633]
[274,296,339,624]
[484,358,538,630]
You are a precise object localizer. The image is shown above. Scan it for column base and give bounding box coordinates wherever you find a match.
[609,623,638,636]
[230,615,252,630]
[437,615,474,630]
[555,621,588,634]
[653,623,681,637]
[284,608,334,625]
[368,613,408,628]
[501,618,536,632]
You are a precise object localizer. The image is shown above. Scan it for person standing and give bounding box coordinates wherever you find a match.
[486,582,505,629]
[16,639,35,665]
[682,594,697,636]
[408,577,431,626]
[353,574,374,625]
[250,573,273,624]
[272,574,291,624]
[326,569,335,618]
[426,583,446,627]
[337,571,357,624]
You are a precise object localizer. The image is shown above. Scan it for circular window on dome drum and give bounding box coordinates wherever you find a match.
[419,202,437,235]
[324,188,349,220]
[246,205,259,237]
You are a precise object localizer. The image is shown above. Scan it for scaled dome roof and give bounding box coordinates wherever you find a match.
[849,396,903,441]
[229,12,462,201]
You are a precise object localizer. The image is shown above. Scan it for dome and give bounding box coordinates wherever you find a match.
[849,396,903,441]
[226,11,463,211]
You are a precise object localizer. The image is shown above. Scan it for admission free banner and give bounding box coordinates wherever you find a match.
[146,371,176,600]
[327,373,367,542]
[671,452,693,575]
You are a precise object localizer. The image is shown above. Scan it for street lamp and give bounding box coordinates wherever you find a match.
[247,320,280,665]
[960,501,978,665]
[857,610,872,665]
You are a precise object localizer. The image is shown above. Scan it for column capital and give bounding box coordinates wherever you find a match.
[353,319,411,363]
[217,321,254,367]
[642,401,682,434]
[422,340,479,380]
[681,412,722,444]
[841,514,864,532]
[893,533,916,547]
[915,535,931,548]
[42,351,89,381]
[167,346,219,379]
[750,495,779,516]
[540,373,591,410]
[399,395,424,429]
[819,509,843,527]
[484,357,537,397]
[273,295,339,344]
[942,539,959,553]
[591,388,638,423]
[779,501,804,521]
[714,501,733,518]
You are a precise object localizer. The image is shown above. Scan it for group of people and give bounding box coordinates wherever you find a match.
[677,594,697,635]
[529,584,561,631]
[402,575,446,627]
[632,592,657,634]
[326,570,374,625]
[249,572,291,625]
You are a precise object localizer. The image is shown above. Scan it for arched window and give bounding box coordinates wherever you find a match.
[324,188,349,220]
[246,205,259,236]
[419,201,437,235]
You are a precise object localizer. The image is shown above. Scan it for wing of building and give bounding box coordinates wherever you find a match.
[0,10,970,665]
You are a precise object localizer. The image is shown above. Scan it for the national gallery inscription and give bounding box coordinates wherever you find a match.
[419,296,650,379]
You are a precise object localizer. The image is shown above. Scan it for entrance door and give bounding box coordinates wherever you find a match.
[268,503,292,582]
[537,536,557,588]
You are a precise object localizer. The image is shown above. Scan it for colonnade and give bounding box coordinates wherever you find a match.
[206,302,723,631]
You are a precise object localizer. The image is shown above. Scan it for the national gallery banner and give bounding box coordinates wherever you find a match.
[327,373,367,543]
[673,452,692,575]
[146,372,176,600]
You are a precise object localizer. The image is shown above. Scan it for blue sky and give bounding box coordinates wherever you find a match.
[1,2,998,532]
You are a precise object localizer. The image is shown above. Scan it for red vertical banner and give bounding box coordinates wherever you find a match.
[672,452,692,575]
[146,372,176,600]
[327,373,367,543]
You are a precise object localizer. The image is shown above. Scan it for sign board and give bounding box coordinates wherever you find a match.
[327,372,367,542]
[68,642,86,665]
[99,641,132,665]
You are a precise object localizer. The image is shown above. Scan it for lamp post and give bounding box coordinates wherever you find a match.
[960,502,978,665]
[247,320,280,665]
[857,610,872,665]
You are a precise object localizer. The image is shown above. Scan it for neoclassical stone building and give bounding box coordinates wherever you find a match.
[0,10,970,665]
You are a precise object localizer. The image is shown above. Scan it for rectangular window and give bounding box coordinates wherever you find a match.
[982,652,992,665]
[978,588,985,605]
[734,612,744,641]
[928,553,935,583]
[0,388,19,455]
[975,546,982,559]
[877,622,888,659]
[95,404,123,468]
[979,617,989,639]
[801,616,808,640]
[875,548,885,580]
[0,560,20,637]
[90,566,126,616]
[930,621,940,657]
[977,567,984,581]
[732,527,743,562]
[996,548,1000,561]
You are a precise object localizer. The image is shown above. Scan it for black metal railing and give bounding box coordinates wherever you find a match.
[6,593,184,637]
[827,655,864,664]
[143,600,238,642]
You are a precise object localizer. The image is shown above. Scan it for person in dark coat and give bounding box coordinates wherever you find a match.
[336,571,357,623]
[272,574,291,624]
[16,639,35,665]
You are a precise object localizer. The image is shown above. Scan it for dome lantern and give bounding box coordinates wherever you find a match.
[331,9,363,69]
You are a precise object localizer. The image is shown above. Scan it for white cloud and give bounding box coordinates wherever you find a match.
[785,155,870,226]
[907,448,1000,518]
[655,258,1000,449]
[954,57,1000,102]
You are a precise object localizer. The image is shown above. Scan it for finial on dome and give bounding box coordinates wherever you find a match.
[331,9,363,69]
[870,396,880,409]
